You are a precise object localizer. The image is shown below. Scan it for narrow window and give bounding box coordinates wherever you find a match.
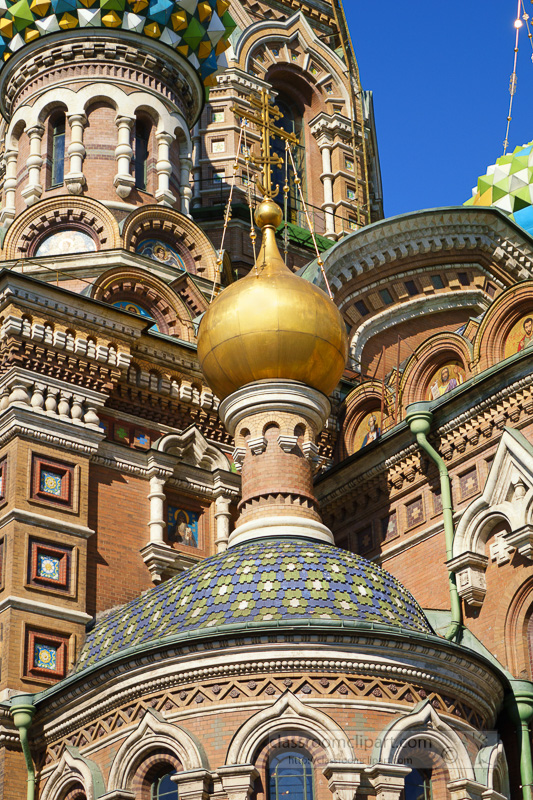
[354,299,369,317]
[151,772,178,800]
[403,767,433,800]
[51,116,65,187]
[379,288,394,305]
[135,119,149,191]
[404,279,418,296]
[268,752,314,800]
[430,274,445,290]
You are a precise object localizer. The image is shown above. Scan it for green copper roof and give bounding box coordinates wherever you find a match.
[465,141,533,234]
[0,0,235,87]
[75,539,432,673]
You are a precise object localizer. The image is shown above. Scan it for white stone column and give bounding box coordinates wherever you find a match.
[155,131,176,206]
[113,115,135,199]
[172,769,210,800]
[0,150,18,224]
[21,125,44,206]
[218,765,258,800]
[214,495,232,552]
[323,763,365,800]
[148,475,166,543]
[366,765,411,800]
[180,154,193,216]
[319,139,336,239]
[65,113,87,195]
[447,779,487,800]
[191,121,201,209]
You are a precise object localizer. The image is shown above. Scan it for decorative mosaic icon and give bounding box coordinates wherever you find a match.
[34,643,57,670]
[0,0,236,88]
[465,141,533,234]
[40,470,62,496]
[37,553,60,581]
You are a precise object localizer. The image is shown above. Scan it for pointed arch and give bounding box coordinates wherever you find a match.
[155,426,229,471]
[373,702,475,782]
[40,747,105,800]
[108,709,207,792]
[226,691,354,765]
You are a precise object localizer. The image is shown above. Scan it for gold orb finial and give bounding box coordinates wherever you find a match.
[197,200,348,400]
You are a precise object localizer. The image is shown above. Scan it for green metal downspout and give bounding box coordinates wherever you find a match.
[405,403,462,642]
[10,694,36,800]
[506,681,533,800]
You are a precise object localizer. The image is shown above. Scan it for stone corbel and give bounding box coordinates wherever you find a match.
[218,765,258,800]
[302,440,320,465]
[277,434,298,453]
[447,778,487,800]
[365,764,411,800]
[172,768,211,800]
[232,447,246,472]
[247,436,267,456]
[505,524,533,560]
[481,791,507,800]
[323,762,365,800]
[447,551,488,607]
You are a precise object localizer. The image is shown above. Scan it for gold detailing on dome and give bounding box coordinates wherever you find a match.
[197,198,348,401]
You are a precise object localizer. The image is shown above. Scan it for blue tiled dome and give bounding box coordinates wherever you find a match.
[75,540,432,673]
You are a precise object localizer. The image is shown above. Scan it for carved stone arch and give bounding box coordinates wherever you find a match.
[475,741,510,797]
[399,332,472,408]
[450,428,533,607]
[40,747,105,800]
[122,205,219,282]
[91,266,195,340]
[505,575,533,679]
[2,196,120,258]
[236,12,350,105]
[339,381,384,459]
[226,691,355,765]
[374,702,475,782]
[108,709,207,792]
[473,280,533,371]
[155,426,229,471]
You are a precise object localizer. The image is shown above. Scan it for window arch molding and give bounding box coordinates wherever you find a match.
[40,747,104,800]
[107,709,207,793]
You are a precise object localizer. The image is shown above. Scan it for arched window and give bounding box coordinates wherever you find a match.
[270,95,304,224]
[403,768,433,800]
[135,119,150,191]
[51,115,66,187]
[151,771,178,800]
[268,751,314,800]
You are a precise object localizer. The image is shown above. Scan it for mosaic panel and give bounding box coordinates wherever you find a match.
[133,430,151,450]
[168,506,199,548]
[37,553,60,581]
[75,540,432,673]
[135,239,185,271]
[112,301,159,332]
[352,411,381,452]
[34,643,57,671]
[113,424,130,445]
[405,497,424,528]
[504,313,533,358]
[426,362,465,400]
[40,470,62,497]
[357,525,374,555]
[35,229,96,257]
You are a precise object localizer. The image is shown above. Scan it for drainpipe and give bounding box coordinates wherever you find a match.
[10,694,36,800]
[506,680,533,800]
[405,402,462,642]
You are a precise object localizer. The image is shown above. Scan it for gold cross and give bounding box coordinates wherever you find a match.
[232,88,298,199]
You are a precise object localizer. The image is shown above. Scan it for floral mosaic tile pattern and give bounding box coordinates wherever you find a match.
[34,643,57,670]
[75,540,432,673]
[40,470,62,496]
[37,553,60,580]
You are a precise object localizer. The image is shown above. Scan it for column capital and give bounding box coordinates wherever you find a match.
[26,123,45,139]
[156,130,175,145]
[67,112,88,127]
[366,764,411,800]
[115,115,135,128]
[447,778,487,800]
[323,762,365,800]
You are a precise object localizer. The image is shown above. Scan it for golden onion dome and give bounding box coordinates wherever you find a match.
[197,198,348,400]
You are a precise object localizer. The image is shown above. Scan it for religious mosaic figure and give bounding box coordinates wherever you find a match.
[136,239,185,270]
[360,413,381,449]
[517,317,533,352]
[167,507,199,547]
[428,364,464,400]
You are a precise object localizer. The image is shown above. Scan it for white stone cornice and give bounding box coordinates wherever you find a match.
[0,595,92,624]
[0,406,104,455]
[0,507,94,539]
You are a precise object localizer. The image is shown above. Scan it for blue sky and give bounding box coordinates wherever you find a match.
[344,2,533,217]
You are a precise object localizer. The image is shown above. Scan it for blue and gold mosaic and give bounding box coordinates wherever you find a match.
[34,643,57,670]
[75,540,432,673]
[40,470,62,496]
[37,553,60,580]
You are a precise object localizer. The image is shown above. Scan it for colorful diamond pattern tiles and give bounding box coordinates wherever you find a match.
[75,540,432,673]
[0,0,235,86]
[465,141,533,234]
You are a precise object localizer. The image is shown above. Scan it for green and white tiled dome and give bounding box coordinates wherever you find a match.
[0,0,235,86]
[75,539,432,673]
[465,140,533,234]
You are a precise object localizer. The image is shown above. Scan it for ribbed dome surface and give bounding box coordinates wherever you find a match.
[75,540,432,673]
